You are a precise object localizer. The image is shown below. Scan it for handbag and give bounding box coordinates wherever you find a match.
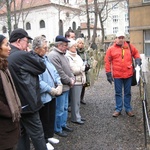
[128,43,137,86]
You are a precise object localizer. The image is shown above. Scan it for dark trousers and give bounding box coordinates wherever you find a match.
[39,98,56,143]
[80,86,85,101]
[16,111,47,150]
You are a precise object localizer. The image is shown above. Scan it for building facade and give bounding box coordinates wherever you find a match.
[129,0,150,55]
[0,0,129,44]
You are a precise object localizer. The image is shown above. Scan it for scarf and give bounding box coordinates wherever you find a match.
[0,69,21,122]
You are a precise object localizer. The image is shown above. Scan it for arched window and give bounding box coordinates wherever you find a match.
[40,20,45,28]
[72,22,76,30]
[59,20,63,36]
[2,26,7,33]
[26,22,31,30]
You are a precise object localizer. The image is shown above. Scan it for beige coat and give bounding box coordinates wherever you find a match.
[65,51,86,85]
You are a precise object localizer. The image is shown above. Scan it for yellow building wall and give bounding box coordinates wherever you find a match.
[130,5,150,27]
[129,30,143,53]
[129,0,141,5]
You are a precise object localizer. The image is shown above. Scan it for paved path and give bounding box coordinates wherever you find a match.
[52,68,146,150]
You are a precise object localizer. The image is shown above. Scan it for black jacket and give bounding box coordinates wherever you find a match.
[7,45,46,114]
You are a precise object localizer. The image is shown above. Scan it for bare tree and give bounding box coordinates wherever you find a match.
[85,0,90,40]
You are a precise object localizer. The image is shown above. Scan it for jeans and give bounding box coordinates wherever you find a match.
[55,90,69,133]
[114,77,132,112]
[16,111,47,150]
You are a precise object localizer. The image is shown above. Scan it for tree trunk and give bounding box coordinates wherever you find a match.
[6,0,11,36]
[99,12,104,44]
[85,0,90,40]
[92,0,98,44]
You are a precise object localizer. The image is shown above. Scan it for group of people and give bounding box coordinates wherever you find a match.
[0,27,142,150]
[0,28,90,150]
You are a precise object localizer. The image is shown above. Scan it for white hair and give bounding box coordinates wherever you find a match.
[68,39,76,48]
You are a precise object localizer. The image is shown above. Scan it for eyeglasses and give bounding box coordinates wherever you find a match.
[21,39,29,43]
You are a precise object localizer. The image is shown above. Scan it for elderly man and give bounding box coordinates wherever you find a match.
[48,35,75,137]
[7,28,47,150]
[105,31,141,118]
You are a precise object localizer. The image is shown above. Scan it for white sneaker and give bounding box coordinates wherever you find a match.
[46,143,54,150]
[48,137,59,144]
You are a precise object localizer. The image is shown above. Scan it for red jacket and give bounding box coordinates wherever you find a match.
[104,41,140,78]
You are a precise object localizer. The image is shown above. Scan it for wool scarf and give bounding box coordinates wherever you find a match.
[0,69,21,122]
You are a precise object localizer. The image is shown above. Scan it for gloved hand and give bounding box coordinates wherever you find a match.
[85,64,90,72]
[55,84,63,96]
[106,72,114,84]
[49,88,58,96]
[135,58,142,66]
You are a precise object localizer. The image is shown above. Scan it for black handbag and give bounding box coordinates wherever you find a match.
[128,43,137,86]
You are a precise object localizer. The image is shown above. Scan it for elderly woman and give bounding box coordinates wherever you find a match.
[66,39,88,125]
[76,38,91,105]
[32,35,63,150]
[0,34,21,150]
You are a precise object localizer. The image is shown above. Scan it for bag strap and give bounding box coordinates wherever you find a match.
[127,43,135,68]
[46,67,57,87]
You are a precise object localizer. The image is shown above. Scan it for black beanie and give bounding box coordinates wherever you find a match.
[0,34,6,44]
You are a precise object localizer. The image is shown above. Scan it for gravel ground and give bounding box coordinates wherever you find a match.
[52,68,145,150]
[30,68,145,150]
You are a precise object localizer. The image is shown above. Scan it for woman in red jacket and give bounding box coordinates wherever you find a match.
[104,32,141,117]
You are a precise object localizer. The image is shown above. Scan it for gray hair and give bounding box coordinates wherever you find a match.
[32,36,46,50]
[54,41,63,47]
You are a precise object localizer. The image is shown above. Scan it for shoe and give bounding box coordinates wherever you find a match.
[80,100,86,105]
[48,137,59,144]
[112,111,121,117]
[55,131,67,137]
[62,126,73,132]
[46,143,54,150]
[68,106,71,112]
[126,111,135,117]
[71,120,84,125]
[81,118,86,121]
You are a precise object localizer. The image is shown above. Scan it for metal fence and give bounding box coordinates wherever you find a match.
[140,55,150,148]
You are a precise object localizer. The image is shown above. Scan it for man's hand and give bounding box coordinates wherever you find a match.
[106,72,114,84]
[55,84,63,96]
[49,88,58,96]
[70,78,75,87]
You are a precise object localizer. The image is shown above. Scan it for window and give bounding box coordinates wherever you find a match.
[2,26,7,33]
[113,27,118,34]
[112,15,118,23]
[72,22,76,30]
[125,13,128,22]
[125,26,129,34]
[143,0,150,2]
[124,2,128,9]
[144,30,150,57]
[90,17,94,24]
[40,20,45,28]
[64,0,69,3]
[26,22,31,30]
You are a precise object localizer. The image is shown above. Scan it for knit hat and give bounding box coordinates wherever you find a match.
[0,34,6,44]
[9,28,32,43]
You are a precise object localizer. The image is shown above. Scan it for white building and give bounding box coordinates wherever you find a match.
[0,0,129,43]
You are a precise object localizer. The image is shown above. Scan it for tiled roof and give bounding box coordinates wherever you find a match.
[0,0,51,14]
[11,0,51,10]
